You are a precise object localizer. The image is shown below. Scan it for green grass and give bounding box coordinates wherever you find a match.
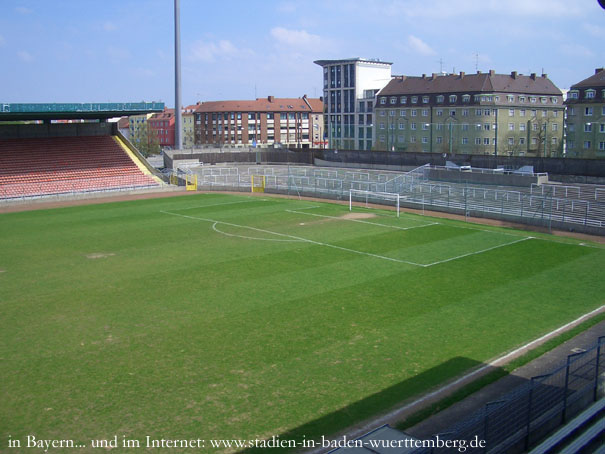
[1,193,603,453]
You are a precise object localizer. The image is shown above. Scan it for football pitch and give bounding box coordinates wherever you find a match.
[1,192,604,452]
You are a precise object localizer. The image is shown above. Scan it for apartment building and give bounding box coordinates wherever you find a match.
[193,96,323,148]
[565,68,605,158]
[148,108,175,148]
[375,70,564,156]
[314,58,393,150]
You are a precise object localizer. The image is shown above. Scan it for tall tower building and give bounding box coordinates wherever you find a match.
[314,58,392,150]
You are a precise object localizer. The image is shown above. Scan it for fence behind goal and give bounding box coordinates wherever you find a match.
[169,164,605,235]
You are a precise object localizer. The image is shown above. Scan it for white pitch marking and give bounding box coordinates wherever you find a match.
[211,222,302,242]
[160,211,425,267]
[169,198,266,212]
[309,304,605,453]
[286,209,438,231]
[422,237,532,267]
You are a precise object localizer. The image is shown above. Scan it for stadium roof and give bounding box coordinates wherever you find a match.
[0,102,165,122]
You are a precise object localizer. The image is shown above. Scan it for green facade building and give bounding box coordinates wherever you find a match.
[374,70,564,157]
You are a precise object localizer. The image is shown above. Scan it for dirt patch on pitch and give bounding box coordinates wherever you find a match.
[86,252,116,259]
[340,212,377,220]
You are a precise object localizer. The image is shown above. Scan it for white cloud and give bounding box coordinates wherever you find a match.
[103,21,117,32]
[583,23,605,39]
[189,40,243,62]
[270,27,323,49]
[17,50,34,62]
[106,46,131,60]
[559,43,595,58]
[407,35,436,56]
[15,6,33,14]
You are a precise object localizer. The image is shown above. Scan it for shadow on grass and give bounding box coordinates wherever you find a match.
[239,356,499,453]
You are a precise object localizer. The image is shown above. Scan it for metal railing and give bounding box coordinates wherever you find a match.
[409,336,605,454]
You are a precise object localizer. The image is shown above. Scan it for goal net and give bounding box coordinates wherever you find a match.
[349,189,401,217]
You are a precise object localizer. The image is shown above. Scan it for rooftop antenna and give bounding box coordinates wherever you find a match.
[474,52,479,72]
[438,58,444,74]
[174,0,182,150]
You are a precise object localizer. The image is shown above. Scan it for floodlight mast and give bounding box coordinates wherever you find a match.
[174,0,183,150]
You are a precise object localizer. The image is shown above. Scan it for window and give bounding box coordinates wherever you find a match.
[568,123,575,132]
[519,109,526,117]
[569,91,579,99]
[462,95,470,103]
[600,124,605,133]
[401,96,407,104]
[584,141,591,149]
[509,109,515,117]
[508,138,514,145]
[484,138,490,145]
[379,135,385,143]
[400,110,406,117]
[462,124,469,131]
[436,137,443,144]
[380,97,386,105]
[530,97,537,103]
[553,111,558,117]
[422,123,429,130]
[551,97,558,104]
[389,110,396,117]
[552,123,558,131]
[462,137,468,144]
[399,122,405,130]
[532,138,538,145]
[484,109,491,116]
[569,107,575,116]
[483,124,491,131]
[585,123,592,132]
[436,109,443,117]
[508,123,514,131]
[379,110,386,117]
[519,96,526,103]
[585,107,593,116]
[411,122,417,130]
[436,95,444,103]
[411,109,417,117]
[390,97,397,104]
[422,96,430,104]
[436,123,443,131]
[475,138,481,145]
[540,97,547,104]
[398,135,405,143]
[507,95,514,103]
[379,122,385,130]
[551,137,557,145]
[450,110,456,117]
[542,110,547,118]
[532,123,538,131]
[519,137,525,145]
[462,109,469,117]
[411,96,418,104]
[585,90,596,99]
[449,95,457,103]
[599,142,605,151]
[475,109,482,116]
[410,136,416,143]
[422,109,429,117]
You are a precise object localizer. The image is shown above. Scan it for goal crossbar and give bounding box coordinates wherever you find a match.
[349,189,400,217]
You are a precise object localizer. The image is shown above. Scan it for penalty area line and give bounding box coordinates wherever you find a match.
[285,209,438,231]
[166,198,268,212]
[160,210,425,267]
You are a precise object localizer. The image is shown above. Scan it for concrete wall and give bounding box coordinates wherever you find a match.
[0,122,113,139]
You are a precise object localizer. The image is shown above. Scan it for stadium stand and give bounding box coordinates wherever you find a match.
[0,136,160,199]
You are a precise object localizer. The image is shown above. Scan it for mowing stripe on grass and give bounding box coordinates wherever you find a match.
[312,304,605,452]
[168,197,268,212]
[285,209,439,231]
[422,237,533,267]
[160,210,426,267]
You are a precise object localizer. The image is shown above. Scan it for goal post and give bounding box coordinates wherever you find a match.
[349,189,400,217]
[251,175,266,193]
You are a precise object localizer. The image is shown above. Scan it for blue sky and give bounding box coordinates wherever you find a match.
[1,0,604,106]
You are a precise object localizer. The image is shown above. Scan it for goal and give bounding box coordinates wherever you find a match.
[349,189,401,217]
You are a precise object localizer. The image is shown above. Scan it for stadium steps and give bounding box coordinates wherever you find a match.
[0,136,160,199]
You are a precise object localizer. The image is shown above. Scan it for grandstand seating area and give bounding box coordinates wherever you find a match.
[0,136,159,199]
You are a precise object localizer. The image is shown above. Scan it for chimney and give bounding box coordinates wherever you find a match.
[432,73,438,79]
[459,71,465,78]
[511,71,517,79]
[268,95,274,102]
[596,68,604,74]
[541,73,547,78]
[530,73,536,80]
[489,69,495,76]
[422,74,427,79]
[477,71,481,75]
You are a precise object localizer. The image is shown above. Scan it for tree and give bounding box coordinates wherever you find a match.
[131,122,161,157]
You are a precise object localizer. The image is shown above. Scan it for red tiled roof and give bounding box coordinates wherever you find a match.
[571,68,605,89]
[194,97,323,114]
